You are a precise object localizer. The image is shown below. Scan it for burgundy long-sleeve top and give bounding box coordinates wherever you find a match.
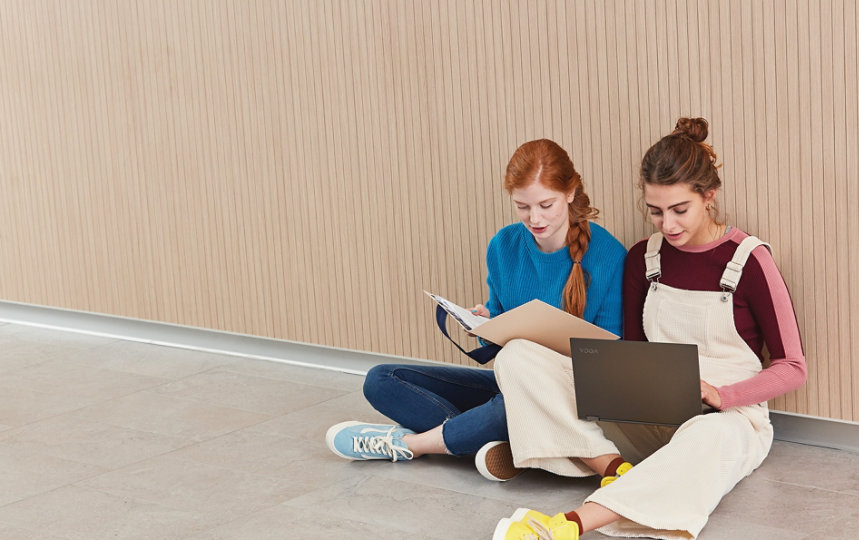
[623,227,807,410]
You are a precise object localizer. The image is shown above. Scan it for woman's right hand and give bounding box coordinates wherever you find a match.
[465,304,490,337]
[470,304,490,318]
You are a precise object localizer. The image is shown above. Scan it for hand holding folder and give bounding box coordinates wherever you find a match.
[426,291,618,357]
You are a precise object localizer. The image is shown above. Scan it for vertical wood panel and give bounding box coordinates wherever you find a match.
[0,0,856,421]
[846,0,859,421]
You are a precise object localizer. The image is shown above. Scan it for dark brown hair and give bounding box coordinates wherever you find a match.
[504,139,598,317]
[640,118,722,211]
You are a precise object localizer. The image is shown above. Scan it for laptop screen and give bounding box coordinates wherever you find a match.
[570,338,704,426]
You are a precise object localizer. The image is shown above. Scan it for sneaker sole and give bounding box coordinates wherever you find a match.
[325,420,366,460]
[475,441,523,481]
[492,518,516,540]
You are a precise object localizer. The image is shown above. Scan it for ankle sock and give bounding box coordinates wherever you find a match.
[563,511,584,533]
[603,456,626,477]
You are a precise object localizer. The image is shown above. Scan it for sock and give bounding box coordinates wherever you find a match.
[603,456,626,477]
[563,511,584,533]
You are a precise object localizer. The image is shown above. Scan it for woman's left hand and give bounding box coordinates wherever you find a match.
[700,380,722,409]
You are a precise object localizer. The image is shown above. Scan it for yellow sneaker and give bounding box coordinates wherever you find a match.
[493,519,536,540]
[493,509,579,540]
[600,461,633,487]
[508,508,552,526]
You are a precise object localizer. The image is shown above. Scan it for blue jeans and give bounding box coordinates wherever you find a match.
[363,363,509,456]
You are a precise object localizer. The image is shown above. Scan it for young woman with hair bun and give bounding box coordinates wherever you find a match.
[324,139,626,478]
[494,118,807,539]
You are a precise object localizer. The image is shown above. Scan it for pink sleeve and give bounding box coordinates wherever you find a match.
[716,246,807,409]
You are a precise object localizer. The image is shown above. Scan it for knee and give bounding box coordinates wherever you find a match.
[493,339,530,372]
[363,364,395,404]
[677,414,748,454]
[487,393,507,422]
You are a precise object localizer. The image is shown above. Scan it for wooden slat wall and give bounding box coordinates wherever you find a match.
[0,0,856,421]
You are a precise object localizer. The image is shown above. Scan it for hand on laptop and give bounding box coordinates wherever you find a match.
[700,380,723,409]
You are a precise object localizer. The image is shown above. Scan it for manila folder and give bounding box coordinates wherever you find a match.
[471,299,617,356]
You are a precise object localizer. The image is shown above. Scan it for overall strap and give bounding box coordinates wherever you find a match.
[719,236,772,292]
[644,233,664,281]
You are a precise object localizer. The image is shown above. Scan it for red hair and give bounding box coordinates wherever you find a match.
[504,139,598,317]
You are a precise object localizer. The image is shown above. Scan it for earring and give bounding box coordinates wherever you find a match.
[705,203,712,212]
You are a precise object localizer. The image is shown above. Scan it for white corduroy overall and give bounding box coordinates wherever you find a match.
[496,233,775,539]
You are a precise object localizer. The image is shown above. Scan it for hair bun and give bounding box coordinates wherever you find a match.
[673,117,709,143]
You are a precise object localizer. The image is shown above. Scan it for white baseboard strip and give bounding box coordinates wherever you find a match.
[0,300,433,375]
[1,300,855,454]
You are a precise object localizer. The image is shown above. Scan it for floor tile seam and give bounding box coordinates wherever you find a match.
[0,519,72,540]
[65,481,230,522]
[0,365,177,405]
[60,400,276,450]
[310,388,369,409]
[134,366,237,394]
[267,429,329,444]
[238,395,381,438]
[79,385,281,418]
[277,495,426,538]
[78,361,238,386]
[0,406,128,444]
[196,367,362,393]
[138,447,325,482]
[765,477,859,496]
[0,384,94,425]
[83,418,315,474]
[75,412,275,448]
[2,388,210,435]
[342,467,535,504]
[0,478,118,515]
[271,391,373,424]
[202,502,429,540]
[138,389,312,417]
[351,462,599,501]
[250,368,364,392]
[0,357,60,376]
[112,362,282,402]
[0,435,196,473]
[53,433,206,473]
[0,409,203,443]
[78,363,192,390]
[151,432,298,470]
[140,366,356,414]
[278,487,499,540]
[224,370,366,394]
[178,364,361,395]
[75,465,300,518]
[0,338,124,362]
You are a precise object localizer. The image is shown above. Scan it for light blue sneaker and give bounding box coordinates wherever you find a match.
[325,421,415,462]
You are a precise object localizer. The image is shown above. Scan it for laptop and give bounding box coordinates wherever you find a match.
[570,337,712,426]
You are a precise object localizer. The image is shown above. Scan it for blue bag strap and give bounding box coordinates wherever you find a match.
[435,304,501,365]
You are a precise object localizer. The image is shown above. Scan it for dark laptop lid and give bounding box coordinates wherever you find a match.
[570,338,703,426]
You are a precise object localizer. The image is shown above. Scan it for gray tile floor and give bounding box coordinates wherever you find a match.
[0,322,856,539]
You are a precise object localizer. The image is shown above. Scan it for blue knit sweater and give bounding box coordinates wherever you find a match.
[484,222,626,336]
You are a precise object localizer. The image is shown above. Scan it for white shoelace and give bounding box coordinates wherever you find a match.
[351,427,414,462]
[526,518,558,540]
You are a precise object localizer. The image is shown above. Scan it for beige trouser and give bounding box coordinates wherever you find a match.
[494,339,674,476]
